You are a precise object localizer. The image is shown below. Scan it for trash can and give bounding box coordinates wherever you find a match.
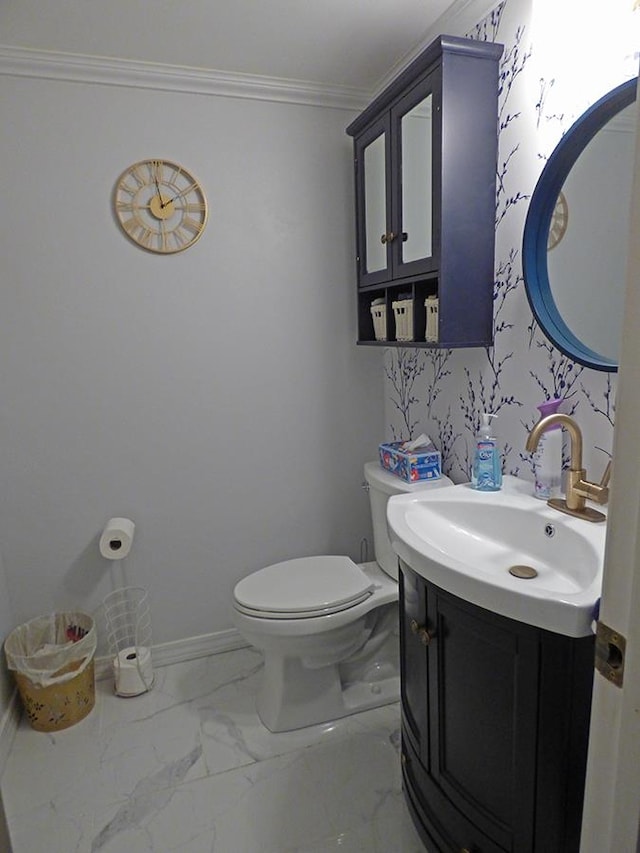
[103,586,154,696]
[4,611,97,732]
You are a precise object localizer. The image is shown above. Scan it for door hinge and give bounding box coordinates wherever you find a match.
[595,621,626,687]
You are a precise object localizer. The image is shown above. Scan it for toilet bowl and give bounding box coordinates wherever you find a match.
[232,461,452,732]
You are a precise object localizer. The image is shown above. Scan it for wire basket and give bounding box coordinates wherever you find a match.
[103,586,154,696]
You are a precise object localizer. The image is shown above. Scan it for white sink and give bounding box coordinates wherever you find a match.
[387,475,607,637]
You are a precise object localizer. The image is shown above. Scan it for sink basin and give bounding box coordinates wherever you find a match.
[387,475,607,636]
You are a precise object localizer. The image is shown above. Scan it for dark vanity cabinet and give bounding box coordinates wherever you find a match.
[346,36,503,347]
[399,563,595,852]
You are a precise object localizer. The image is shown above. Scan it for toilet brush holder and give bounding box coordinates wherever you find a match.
[103,586,154,696]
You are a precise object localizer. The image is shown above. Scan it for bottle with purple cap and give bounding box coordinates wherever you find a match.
[533,398,563,499]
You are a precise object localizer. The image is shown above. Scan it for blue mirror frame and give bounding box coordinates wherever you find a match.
[522,77,637,372]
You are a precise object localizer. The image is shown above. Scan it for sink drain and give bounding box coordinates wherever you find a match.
[508,565,538,579]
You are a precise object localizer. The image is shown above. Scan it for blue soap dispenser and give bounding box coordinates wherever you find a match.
[472,412,502,492]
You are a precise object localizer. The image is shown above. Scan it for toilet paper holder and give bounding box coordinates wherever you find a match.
[99,518,135,561]
[103,586,154,696]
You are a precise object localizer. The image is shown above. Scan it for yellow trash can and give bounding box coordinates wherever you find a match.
[5,612,97,732]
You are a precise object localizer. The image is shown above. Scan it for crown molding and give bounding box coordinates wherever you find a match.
[0,44,370,112]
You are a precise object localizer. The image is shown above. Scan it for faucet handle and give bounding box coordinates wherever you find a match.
[578,460,611,506]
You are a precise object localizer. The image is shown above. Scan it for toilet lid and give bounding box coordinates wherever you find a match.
[233,556,375,618]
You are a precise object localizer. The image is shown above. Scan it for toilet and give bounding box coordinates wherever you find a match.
[232,461,452,732]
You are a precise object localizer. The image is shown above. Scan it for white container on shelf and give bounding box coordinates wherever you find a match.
[425,296,439,342]
[370,303,387,341]
[392,299,413,341]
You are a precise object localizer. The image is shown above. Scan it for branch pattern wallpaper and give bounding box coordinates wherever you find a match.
[384,0,638,486]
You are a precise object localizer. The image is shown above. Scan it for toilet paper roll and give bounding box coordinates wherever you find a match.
[99,518,135,560]
[113,645,154,696]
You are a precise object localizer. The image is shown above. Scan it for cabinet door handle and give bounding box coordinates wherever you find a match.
[380,231,396,244]
[409,618,435,645]
[401,231,408,242]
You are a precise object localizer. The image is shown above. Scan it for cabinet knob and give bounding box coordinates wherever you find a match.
[409,618,435,645]
[380,231,396,244]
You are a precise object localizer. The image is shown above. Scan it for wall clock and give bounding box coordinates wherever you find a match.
[114,159,208,254]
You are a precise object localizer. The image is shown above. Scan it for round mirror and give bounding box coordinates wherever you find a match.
[522,78,637,371]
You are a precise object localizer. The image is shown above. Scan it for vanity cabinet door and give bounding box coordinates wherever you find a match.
[426,586,539,852]
[399,565,594,853]
[398,565,429,766]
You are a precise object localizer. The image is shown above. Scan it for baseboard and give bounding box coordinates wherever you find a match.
[0,690,20,779]
[94,627,249,680]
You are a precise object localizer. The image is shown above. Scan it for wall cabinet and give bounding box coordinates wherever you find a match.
[346,36,503,347]
[399,562,594,852]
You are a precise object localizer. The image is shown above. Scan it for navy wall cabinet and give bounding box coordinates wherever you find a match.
[399,563,594,852]
[347,36,503,347]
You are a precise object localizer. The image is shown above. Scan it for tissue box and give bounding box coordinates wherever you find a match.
[379,442,441,482]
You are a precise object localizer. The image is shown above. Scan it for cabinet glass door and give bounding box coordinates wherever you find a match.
[391,74,439,278]
[355,116,392,287]
[401,93,433,263]
[363,131,388,274]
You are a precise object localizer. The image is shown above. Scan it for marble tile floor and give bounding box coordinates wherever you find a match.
[1,647,427,852]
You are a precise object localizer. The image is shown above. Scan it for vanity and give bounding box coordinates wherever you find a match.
[399,567,593,853]
[387,476,607,852]
[346,36,503,347]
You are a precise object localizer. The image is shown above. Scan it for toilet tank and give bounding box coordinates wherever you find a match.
[364,461,453,580]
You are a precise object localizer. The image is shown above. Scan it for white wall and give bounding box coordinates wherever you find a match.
[0,71,384,647]
[0,552,15,725]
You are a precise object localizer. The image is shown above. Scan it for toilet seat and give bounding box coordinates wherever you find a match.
[233,556,375,619]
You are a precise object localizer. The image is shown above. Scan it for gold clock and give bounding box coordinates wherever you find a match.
[114,159,208,254]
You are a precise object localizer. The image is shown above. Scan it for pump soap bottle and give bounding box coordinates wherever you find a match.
[472,413,502,492]
[533,398,563,499]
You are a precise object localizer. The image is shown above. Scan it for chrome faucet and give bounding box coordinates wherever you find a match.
[526,413,610,522]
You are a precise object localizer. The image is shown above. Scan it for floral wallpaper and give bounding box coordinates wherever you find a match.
[384,0,637,486]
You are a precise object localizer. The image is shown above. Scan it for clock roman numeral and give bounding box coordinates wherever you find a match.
[182,216,204,234]
[119,182,138,198]
[123,218,155,248]
[132,165,147,187]
[173,227,189,248]
[160,221,169,252]
[170,182,200,204]
[140,229,155,248]
[150,160,164,183]
[169,165,183,185]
